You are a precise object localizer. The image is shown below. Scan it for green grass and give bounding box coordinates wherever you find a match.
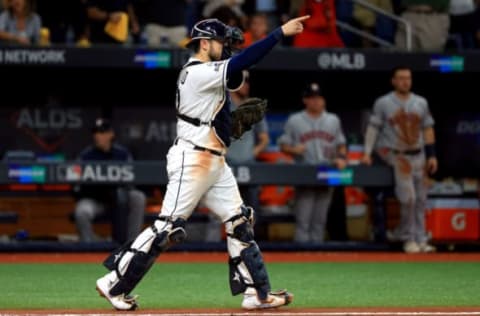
[0,262,479,309]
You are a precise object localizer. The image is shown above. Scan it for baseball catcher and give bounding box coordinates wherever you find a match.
[95,15,310,311]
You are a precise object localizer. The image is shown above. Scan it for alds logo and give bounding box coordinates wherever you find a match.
[11,108,83,152]
[57,164,134,182]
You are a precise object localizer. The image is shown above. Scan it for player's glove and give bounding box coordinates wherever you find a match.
[231,97,268,140]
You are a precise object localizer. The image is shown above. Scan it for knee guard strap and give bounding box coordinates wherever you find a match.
[226,205,254,241]
[108,217,187,296]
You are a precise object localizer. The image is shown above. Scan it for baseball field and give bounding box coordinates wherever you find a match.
[0,252,479,315]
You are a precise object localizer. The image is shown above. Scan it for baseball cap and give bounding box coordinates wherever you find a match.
[302,82,322,97]
[91,118,113,133]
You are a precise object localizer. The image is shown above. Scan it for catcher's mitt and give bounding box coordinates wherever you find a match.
[231,97,268,140]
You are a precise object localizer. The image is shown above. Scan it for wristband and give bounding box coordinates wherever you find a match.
[424,144,436,158]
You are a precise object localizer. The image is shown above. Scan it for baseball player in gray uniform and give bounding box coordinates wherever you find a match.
[279,83,347,243]
[95,16,310,311]
[362,66,438,253]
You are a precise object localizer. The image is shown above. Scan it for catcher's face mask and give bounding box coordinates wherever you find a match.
[222,26,244,59]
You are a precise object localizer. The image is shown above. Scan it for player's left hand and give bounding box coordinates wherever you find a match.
[334,158,348,170]
[426,157,438,175]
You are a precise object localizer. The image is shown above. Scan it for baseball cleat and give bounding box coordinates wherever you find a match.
[96,276,138,311]
[403,241,421,254]
[241,288,293,310]
[419,242,436,253]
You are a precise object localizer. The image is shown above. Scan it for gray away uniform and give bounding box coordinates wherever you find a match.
[370,92,434,244]
[279,110,346,242]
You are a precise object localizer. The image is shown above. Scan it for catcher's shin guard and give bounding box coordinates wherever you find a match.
[226,206,271,301]
[107,216,187,296]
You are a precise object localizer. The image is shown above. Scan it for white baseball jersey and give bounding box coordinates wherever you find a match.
[159,56,244,223]
[176,57,231,151]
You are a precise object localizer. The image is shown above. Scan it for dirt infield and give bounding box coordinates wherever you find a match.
[0,251,480,263]
[2,307,480,315]
[1,251,479,315]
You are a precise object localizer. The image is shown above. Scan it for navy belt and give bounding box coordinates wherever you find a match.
[174,139,223,156]
[391,148,422,155]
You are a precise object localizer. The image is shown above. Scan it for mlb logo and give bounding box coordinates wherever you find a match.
[66,165,82,181]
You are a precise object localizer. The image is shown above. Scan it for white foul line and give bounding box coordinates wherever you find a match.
[3,312,480,316]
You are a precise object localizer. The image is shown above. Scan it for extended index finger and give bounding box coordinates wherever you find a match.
[292,15,310,22]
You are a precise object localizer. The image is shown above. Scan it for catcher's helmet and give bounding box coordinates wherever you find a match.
[187,18,228,47]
